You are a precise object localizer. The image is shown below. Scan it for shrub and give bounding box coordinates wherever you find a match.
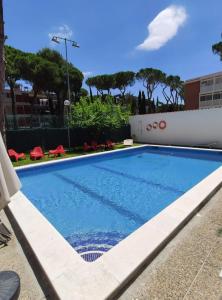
[69,96,130,130]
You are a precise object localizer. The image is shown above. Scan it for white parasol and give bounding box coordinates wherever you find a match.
[0,133,21,211]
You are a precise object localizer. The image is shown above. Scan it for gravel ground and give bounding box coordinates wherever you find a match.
[119,188,222,300]
[0,210,46,300]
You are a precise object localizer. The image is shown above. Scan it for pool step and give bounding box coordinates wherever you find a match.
[66,231,126,262]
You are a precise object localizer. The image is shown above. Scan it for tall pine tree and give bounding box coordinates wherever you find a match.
[138,91,142,114]
[141,91,146,114]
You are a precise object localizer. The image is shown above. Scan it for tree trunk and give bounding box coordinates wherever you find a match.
[146,85,152,101]
[89,87,93,102]
[162,86,171,104]
[0,0,6,143]
[30,89,38,128]
[10,85,17,129]
[120,89,126,105]
[47,92,55,115]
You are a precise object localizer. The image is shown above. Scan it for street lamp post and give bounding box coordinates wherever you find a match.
[52,36,79,151]
[64,99,71,150]
[51,36,79,103]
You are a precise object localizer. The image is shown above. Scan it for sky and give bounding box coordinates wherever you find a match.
[4,0,222,96]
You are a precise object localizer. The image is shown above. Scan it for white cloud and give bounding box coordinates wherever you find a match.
[136,5,187,51]
[83,71,92,78]
[48,24,73,44]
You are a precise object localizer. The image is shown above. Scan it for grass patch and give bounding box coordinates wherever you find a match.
[12,143,142,167]
[217,228,222,237]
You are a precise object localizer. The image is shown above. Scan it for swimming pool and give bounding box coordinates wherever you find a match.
[17,146,222,262]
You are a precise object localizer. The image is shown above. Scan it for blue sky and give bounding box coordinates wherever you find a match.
[4,0,222,95]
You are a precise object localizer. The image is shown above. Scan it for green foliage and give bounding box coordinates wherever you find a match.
[113,71,135,96]
[18,53,59,94]
[217,228,222,237]
[212,41,222,61]
[5,45,84,121]
[162,74,184,106]
[138,91,142,114]
[5,44,186,121]
[136,68,165,100]
[86,74,115,95]
[5,45,23,86]
[141,91,146,114]
[98,75,115,94]
[86,71,135,97]
[80,88,88,97]
[38,48,83,97]
[5,45,25,128]
[69,96,130,129]
[37,48,64,65]
[123,93,137,115]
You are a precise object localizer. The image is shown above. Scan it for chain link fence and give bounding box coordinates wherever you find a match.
[5,114,66,130]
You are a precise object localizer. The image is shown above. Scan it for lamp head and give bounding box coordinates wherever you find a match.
[64,99,71,106]
[52,36,60,44]
[72,41,80,48]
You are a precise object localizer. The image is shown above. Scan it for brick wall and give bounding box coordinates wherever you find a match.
[184,81,200,110]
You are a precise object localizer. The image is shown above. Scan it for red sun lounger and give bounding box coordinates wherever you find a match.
[30,146,44,160]
[83,142,92,152]
[49,145,66,157]
[105,140,115,150]
[8,149,26,162]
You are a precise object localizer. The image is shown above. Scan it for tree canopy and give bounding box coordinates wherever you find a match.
[162,74,184,106]
[212,41,222,61]
[113,71,135,97]
[5,45,25,128]
[4,45,84,122]
[4,44,186,123]
[136,68,165,100]
[38,48,83,98]
[5,45,23,88]
[18,53,59,95]
[86,74,115,95]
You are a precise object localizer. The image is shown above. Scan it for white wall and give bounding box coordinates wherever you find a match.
[130,107,222,149]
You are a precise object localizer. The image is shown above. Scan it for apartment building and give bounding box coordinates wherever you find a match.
[3,87,57,128]
[184,71,222,110]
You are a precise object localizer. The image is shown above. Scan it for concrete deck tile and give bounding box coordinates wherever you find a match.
[119,189,222,300]
[185,263,222,300]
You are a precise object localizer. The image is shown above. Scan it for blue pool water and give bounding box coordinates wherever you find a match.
[17,146,222,262]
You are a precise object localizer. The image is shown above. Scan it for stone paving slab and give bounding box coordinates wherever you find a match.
[0,210,46,300]
[119,189,222,300]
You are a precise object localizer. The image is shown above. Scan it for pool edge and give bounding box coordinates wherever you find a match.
[7,147,222,299]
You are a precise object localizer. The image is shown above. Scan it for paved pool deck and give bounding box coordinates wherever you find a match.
[0,210,46,300]
[1,187,222,299]
[119,188,222,300]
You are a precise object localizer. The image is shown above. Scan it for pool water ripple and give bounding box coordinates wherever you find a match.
[18,146,222,261]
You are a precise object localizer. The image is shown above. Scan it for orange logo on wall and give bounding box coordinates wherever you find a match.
[146,120,167,131]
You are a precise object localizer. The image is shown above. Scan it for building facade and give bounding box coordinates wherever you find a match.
[184,71,222,110]
[3,87,57,129]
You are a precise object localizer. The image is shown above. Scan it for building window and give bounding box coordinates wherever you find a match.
[16,106,24,114]
[39,99,49,106]
[213,92,222,100]
[200,94,212,102]
[201,79,213,87]
[215,77,222,85]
